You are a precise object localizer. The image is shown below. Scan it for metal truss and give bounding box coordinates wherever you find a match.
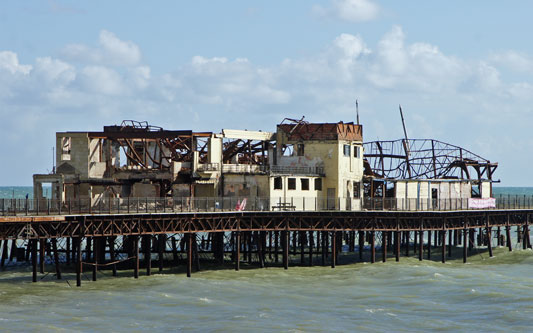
[363,139,498,181]
[0,210,529,240]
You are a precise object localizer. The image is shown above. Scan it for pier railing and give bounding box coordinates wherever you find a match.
[0,194,531,216]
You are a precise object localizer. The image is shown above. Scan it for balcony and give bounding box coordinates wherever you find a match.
[222,164,268,174]
[270,165,325,176]
[197,163,220,172]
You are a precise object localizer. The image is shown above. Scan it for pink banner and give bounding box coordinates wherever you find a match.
[468,198,496,209]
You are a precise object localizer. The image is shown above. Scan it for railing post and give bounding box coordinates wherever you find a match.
[47,198,50,215]
[68,198,71,215]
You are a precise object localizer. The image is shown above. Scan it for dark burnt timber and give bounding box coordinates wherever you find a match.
[0,209,532,287]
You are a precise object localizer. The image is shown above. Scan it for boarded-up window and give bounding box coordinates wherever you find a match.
[301,178,309,191]
[288,178,296,190]
[314,178,322,191]
[274,177,283,190]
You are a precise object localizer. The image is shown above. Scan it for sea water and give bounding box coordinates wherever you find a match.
[0,186,531,332]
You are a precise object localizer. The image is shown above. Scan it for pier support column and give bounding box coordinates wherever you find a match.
[187,233,192,277]
[92,237,98,282]
[382,231,387,262]
[308,231,313,266]
[134,236,139,279]
[235,231,240,271]
[76,237,82,286]
[274,231,279,263]
[52,238,61,279]
[0,239,8,267]
[144,235,152,276]
[158,235,165,272]
[358,231,364,260]
[171,237,178,267]
[331,231,336,268]
[321,231,326,266]
[258,231,265,268]
[441,230,446,264]
[300,231,305,265]
[463,227,468,263]
[418,230,423,261]
[414,230,417,255]
[395,230,400,262]
[283,230,289,270]
[109,237,117,277]
[370,231,375,264]
[506,225,512,252]
[487,226,493,257]
[525,215,532,249]
[448,229,452,258]
[39,239,45,274]
[427,230,431,260]
[66,237,71,266]
[193,235,200,272]
[32,239,37,283]
[405,231,409,257]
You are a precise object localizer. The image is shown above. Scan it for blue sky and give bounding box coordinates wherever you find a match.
[1,0,533,186]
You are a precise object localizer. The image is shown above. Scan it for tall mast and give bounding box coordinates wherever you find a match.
[399,105,412,178]
[356,99,360,125]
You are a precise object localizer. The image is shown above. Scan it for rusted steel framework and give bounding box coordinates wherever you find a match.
[363,139,497,181]
[0,210,528,240]
[222,138,271,165]
[0,209,530,286]
[88,120,211,170]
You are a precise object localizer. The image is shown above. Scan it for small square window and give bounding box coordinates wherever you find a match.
[343,144,351,157]
[314,178,322,191]
[274,177,282,190]
[301,178,309,191]
[288,178,296,190]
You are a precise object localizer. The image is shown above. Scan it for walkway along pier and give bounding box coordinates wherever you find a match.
[0,208,531,286]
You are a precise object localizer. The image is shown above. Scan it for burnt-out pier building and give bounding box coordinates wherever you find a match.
[1,118,529,287]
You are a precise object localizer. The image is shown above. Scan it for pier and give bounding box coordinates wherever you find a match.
[1,117,517,286]
[0,200,531,286]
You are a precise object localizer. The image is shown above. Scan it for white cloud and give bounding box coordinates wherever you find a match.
[489,50,533,73]
[313,0,380,23]
[79,66,126,95]
[0,51,32,74]
[61,30,141,66]
[34,57,76,84]
[2,28,533,185]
